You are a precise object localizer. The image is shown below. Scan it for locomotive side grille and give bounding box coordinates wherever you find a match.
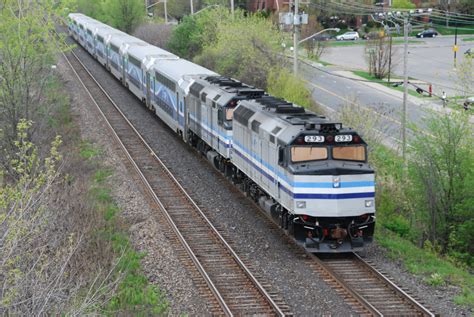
[234,106,255,126]
[189,82,204,98]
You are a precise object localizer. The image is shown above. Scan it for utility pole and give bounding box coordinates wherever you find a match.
[388,34,393,84]
[402,16,408,164]
[454,27,458,69]
[446,0,450,27]
[190,0,194,15]
[164,0,168,23]
[293,0,299,75]
[231,0,234,18]
[381,9,432,166]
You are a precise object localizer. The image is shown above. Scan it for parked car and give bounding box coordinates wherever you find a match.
[336,31,360,41]
[465,48,473,57]
[416,29,438,38]
[463,96,474,111]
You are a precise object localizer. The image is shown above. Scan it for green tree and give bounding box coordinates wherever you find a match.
[193,8,288,89]
[102,0,144,33]
[391,0,416,9]
[167,7,226,59]
[408,112,474,254]
[0,0,68,171]
[76,0,106,20]
[457,0,474,15]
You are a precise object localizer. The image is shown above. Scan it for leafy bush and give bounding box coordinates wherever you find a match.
[267,68,313,108]
[425,273,445,287]
[383,215,410,238]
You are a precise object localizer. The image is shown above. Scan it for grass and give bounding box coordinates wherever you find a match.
[462,37,474,42]
[79,141,102,159]
[376,228,474,307]
[88,157,169,315]
[435,25,474,36]
[352,70,431,98]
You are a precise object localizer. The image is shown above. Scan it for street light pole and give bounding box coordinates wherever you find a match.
[402,15,408,163]
[293,0,299,75]
[292,28,340,76]
[298,28,340,44]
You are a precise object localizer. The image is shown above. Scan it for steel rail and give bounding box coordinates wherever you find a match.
[59,32,286,316]
[315,253,436,316]
[353,252,436,317]
[310,254,383,316]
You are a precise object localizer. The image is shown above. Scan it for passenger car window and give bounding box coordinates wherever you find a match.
[291,146,327,162]
[332,145,366,162]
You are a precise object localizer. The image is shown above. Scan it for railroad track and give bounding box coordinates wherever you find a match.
[58,24,436,316]
[311,253,436,316]
[60,39,290,316]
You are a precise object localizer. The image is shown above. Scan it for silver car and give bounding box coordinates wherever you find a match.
[336,31,360,41]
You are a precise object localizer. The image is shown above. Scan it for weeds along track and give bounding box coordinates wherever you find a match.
[61,44,290,316]
[313,253,436,316]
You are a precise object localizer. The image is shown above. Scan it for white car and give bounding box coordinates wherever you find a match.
[336,31,360,41]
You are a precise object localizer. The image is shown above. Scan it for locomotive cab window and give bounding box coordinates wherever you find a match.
[291,146,327,163]
[226,108,235,121]
[332,145,366,162]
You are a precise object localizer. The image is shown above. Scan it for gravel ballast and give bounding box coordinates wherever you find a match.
[58,53,211,315]
[61,37,472,316]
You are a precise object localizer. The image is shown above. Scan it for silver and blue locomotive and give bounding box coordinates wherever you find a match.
[68,13,376,252]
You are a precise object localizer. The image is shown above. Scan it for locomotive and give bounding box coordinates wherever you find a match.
[68,13,376,252]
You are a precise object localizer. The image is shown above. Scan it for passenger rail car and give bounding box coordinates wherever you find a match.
[67,13,376,252]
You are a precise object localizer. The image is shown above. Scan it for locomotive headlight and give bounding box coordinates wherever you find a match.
[365,199,374,208]
[296,201,306,209]
[333,176,340,188]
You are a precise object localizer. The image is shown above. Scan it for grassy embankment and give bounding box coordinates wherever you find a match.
[371,146,474,308]
[352,70,431,98]
[79,141,169,315]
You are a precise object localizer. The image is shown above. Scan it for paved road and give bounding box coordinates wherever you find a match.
[299,61,438,149]
[320,35,473,97]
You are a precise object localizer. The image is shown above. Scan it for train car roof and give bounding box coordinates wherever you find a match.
[108,33,147,48]
[190,76,265,108]
[235,97,348,146]
[68,13,86,20]
[126,45,178,64]
[152,59,217,83]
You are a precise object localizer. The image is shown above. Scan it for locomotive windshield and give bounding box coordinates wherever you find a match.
[291,146,328,162]
[290,145,367,163]
[332,145,366,162]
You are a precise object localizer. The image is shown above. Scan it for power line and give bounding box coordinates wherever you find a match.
[307,0,474,25]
